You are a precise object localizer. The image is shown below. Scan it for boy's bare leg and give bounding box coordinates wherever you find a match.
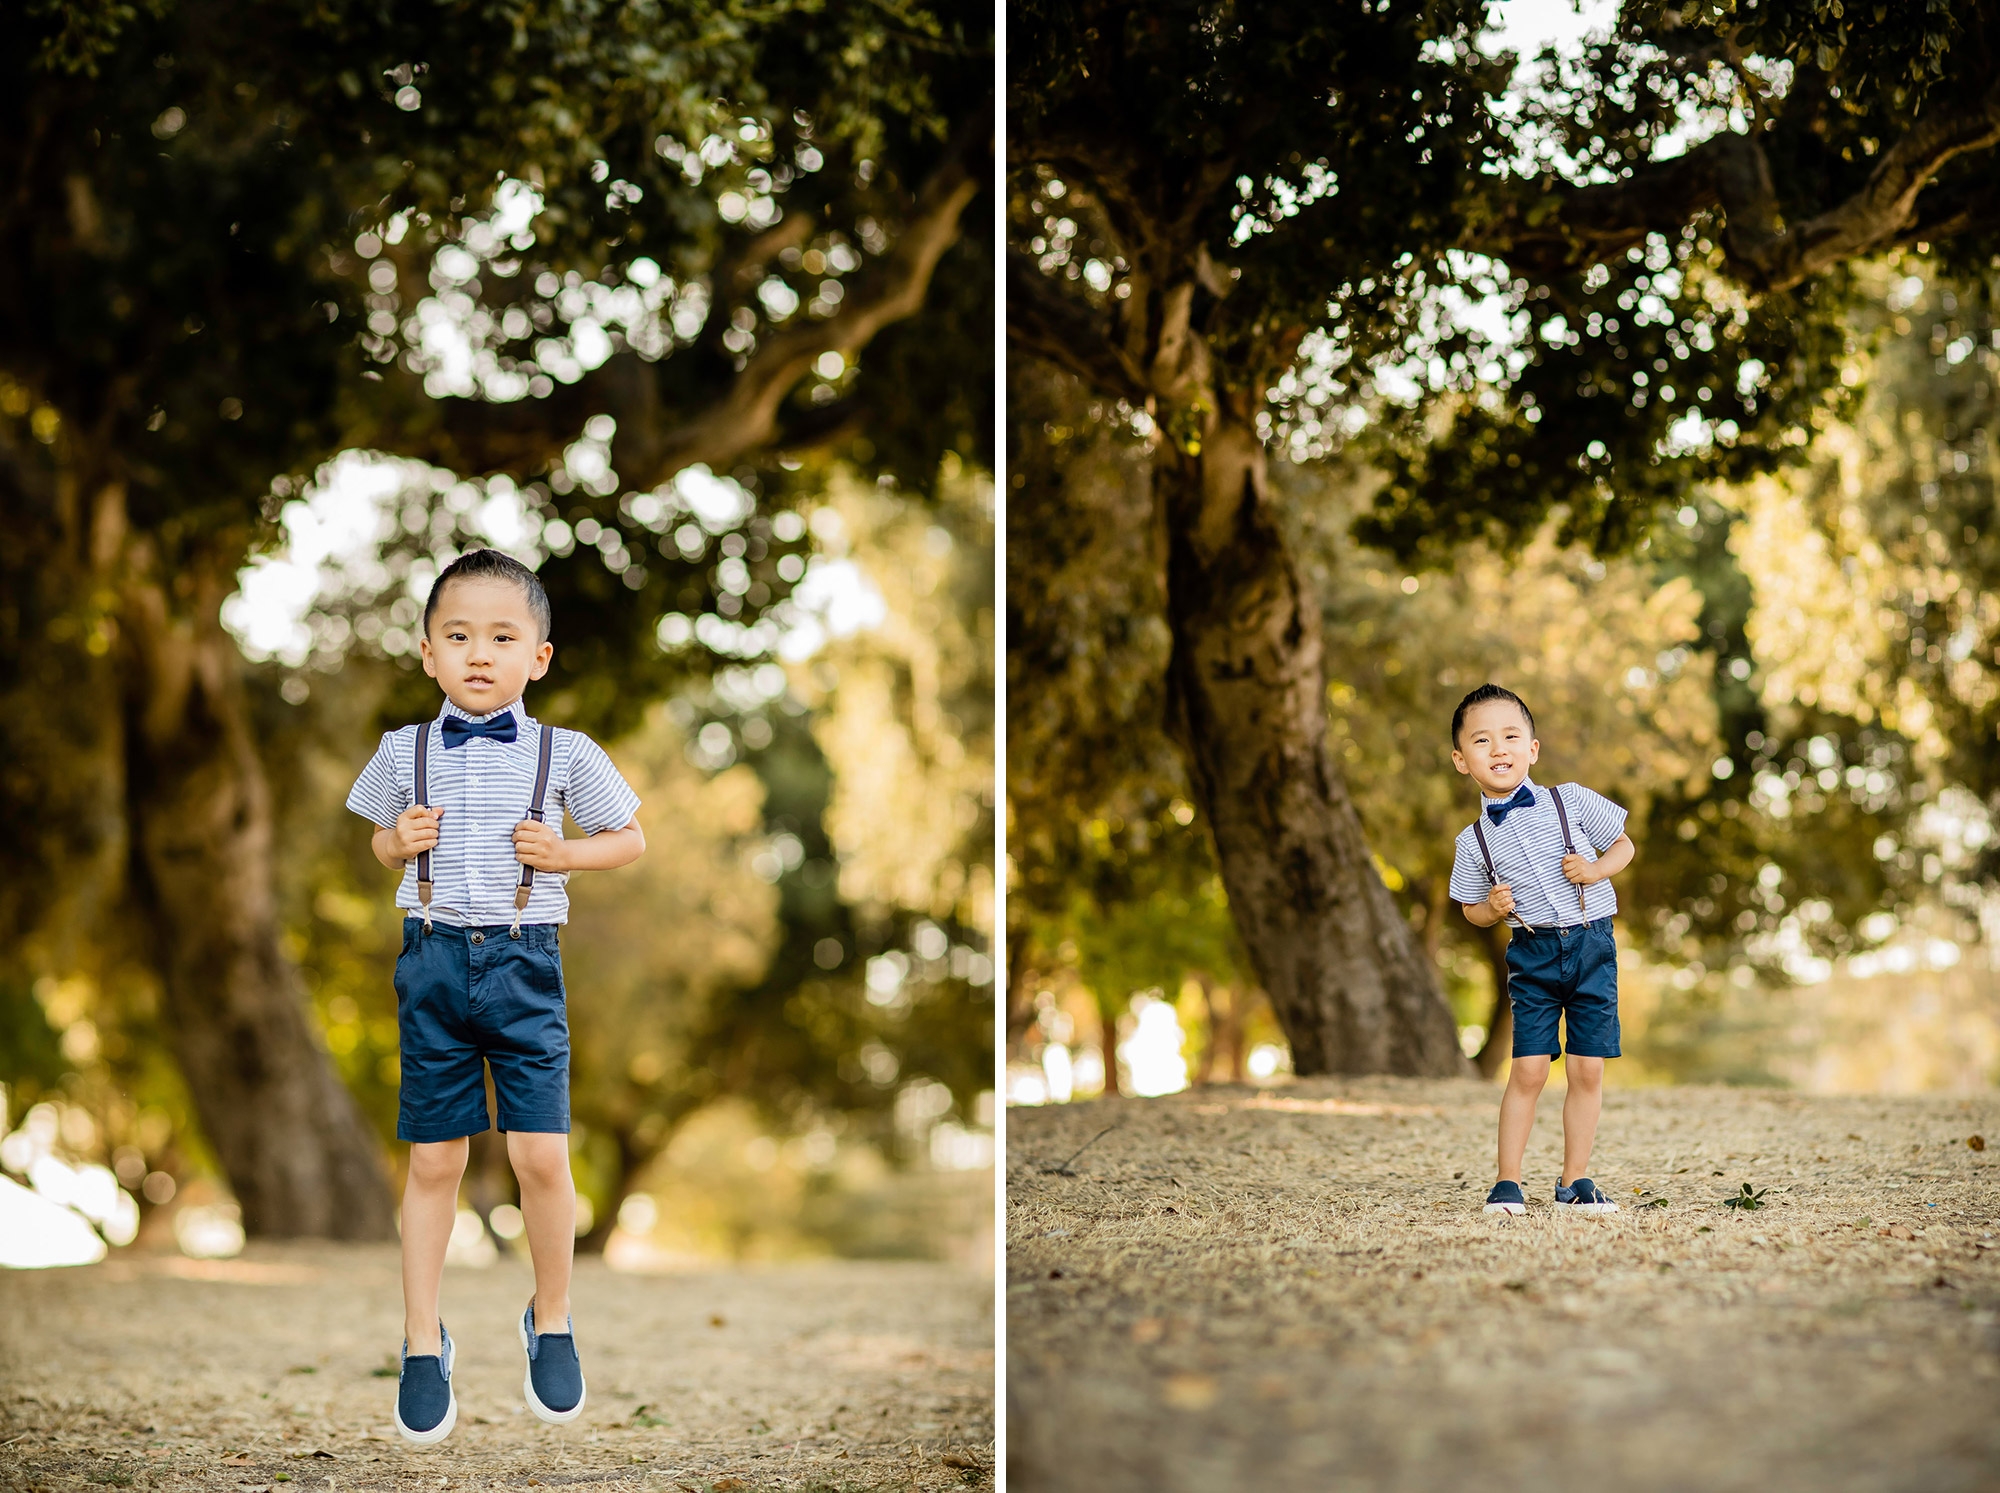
[402,1138,469,1355]
[1561,1055,1605,1182]
[1495,1055,1550,1182]
[507,1131,575,1333]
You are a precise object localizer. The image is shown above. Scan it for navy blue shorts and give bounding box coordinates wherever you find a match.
[1506,918,1620,1060]
[392,919,571,1143]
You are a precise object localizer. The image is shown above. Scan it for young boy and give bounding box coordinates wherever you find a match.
[346,548,646,1443]
[1446,684,1636,1217]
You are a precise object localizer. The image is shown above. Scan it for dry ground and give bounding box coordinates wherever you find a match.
[1007,1078,2000,1493]
[0,1246,992,1493]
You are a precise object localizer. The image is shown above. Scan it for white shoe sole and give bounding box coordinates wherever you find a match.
[1557,1202,1619,1214]
[392,1386,458,1446]
[519,1314,586,1424]
[1482,1201,1526,1215]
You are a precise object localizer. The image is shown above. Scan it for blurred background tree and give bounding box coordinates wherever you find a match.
[0,0,991,1246]
[1007,0,1998,1079]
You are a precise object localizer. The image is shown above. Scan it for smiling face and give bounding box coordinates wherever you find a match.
[419,576,554,714]
[1451,698,1539,797]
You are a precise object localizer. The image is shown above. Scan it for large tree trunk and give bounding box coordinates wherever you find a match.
[118,533,397,1239]
[1160,415,1467,1077]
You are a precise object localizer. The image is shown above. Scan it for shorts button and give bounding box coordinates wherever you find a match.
[470,931,485,945]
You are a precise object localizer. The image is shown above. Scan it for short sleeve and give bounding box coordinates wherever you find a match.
[561,732,642,835]
[346,730,410,829]
[1560,784,1629,853]
[1447,827,1494,907]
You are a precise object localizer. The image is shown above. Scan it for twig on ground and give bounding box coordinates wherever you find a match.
[1040,1126,1120,1176]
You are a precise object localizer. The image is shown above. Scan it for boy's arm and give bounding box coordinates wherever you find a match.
[1461,884,1516,927]
[371,806,444,870]
[513,816,645,873]
[1564,832,1635,885]
[1450,830,1515,927]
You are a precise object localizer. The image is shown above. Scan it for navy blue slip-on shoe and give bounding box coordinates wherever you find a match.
[1555,1176,1619,1214]
[393,1322,458,1445]
[1483,1180,1527,1216]
[519,1298,586,1424]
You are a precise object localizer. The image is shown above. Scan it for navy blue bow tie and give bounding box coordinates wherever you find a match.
[1485,785,1535,824]
[442,714,518,749]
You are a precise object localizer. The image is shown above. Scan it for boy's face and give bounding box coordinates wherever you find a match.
[1451,700,1539,797]
[419,576,553,714]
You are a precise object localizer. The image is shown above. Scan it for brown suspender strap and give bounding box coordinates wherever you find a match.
[510,724,555,937]
[413,721,434,930]
[1470,814,1532,932]
[1549,783,1589,917]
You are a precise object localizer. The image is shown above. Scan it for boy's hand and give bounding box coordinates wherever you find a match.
[1486,883,1516,920]
[387,805,444,861]
[1561,853,1599,886]
[512,819,571,872]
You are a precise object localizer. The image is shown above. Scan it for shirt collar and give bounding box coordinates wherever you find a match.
[438,696,530,727]
[1481,775,1538,806]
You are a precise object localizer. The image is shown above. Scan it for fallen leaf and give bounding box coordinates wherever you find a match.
[1846,1133,1862,1141]
[1879,1224,1915,1241]
[1969,1135,1986,1152]
[1131,1317,1164,1344]
[222,1456,253,1466]
[1162,1373,1216,1410]
[942,1453,982,1469]
[708,1314,725,1328]
[711,1479,751,1491]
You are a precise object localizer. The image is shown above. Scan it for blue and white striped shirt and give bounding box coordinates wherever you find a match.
[1448,777,1628,927]
[346,698,641,927]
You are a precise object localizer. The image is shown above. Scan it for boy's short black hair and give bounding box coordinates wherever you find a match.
[1451,684,1534,747]
[423,548,553,642]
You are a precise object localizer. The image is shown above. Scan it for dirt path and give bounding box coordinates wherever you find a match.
[1006,1078,2000,1493]
[0,1246,992,1493]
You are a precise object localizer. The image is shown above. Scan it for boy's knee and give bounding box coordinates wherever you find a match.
[507,1132,573,1187]
[1568,1056,1605,1090]
[1507,1056,1551,1091]
[407,1139,468,1188]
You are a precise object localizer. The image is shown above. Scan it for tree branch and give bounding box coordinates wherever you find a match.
[357,98,990,486]
[622,96,991,486]
[1481,80,2000,294]
[1005,251,1148,402]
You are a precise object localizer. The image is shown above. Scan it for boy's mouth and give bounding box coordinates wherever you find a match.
[464,674,495,688]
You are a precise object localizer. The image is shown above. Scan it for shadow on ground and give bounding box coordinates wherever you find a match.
[0,1246,992,1493]
[1007,1077,2000,1493]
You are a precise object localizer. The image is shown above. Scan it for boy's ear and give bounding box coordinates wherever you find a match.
[418,635,438,679]
[1450,749,1469,775]
[529,640,554,679]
